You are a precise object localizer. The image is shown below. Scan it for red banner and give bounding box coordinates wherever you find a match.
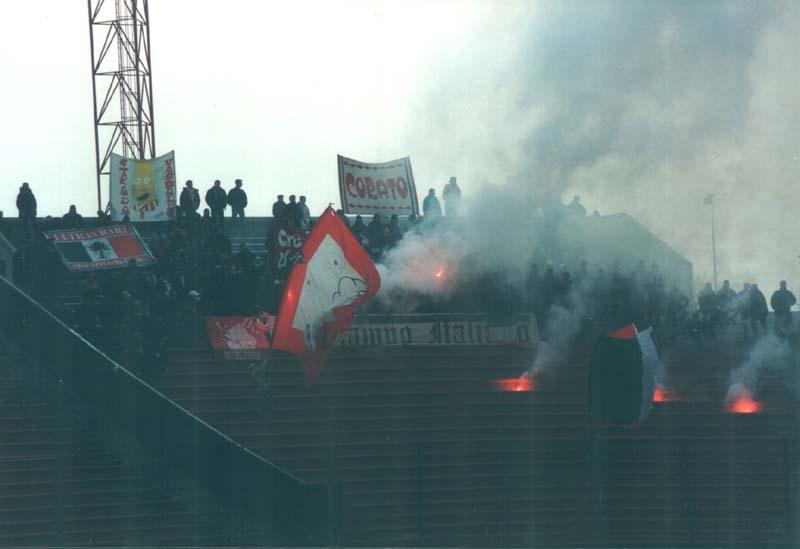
[207,316,274,360]
[45,225,155,272]
[273,224,309,273]
[272,207,381,381]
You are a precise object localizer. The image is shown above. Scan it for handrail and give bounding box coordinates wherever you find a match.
[0,273,337,545]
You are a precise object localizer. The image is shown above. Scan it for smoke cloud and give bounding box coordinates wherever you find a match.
[402,0,799,292]
[727,334,792,398]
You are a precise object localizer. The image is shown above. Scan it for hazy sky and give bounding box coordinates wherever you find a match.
[1,1,798,291]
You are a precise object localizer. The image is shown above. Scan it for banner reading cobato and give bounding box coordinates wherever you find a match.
[338,155,419,216]
[109,151,177,221]
[46,225,155,272]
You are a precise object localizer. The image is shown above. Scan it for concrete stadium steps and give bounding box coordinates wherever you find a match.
[154,333,800,546]
[0,351,225,547]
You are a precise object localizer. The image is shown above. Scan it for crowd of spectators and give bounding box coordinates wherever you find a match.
[696,278,797,338]
[4,179,797,378]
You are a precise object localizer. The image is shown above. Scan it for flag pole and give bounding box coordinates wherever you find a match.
[711,198,718,291]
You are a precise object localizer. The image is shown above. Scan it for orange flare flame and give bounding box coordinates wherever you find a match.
[725,384,763,414]
[653,385,681,402]
[491,377,535,392]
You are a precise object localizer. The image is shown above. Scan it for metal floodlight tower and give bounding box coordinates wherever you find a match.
[87,0,156,211]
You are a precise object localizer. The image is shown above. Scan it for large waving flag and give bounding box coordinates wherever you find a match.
[272,207,381,381]
[588,324,659,428]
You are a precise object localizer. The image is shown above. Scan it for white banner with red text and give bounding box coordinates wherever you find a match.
[337,155,419,216]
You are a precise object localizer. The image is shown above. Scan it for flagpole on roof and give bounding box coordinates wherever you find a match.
[704,194,718,291]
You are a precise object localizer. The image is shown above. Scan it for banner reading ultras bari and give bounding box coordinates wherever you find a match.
[109,151,177,222]
[337,155,419,216]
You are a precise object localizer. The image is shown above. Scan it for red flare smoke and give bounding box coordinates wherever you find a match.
[653,385,681,402]
[491,377,535,392]
[725,384,763,414]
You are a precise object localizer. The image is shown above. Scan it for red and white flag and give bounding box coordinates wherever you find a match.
[272,207,381,381]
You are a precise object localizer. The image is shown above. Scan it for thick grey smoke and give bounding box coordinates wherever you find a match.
[524,298,584,378]
[376,184,542,302]
[403,0,798,292]
[726,334,792,400]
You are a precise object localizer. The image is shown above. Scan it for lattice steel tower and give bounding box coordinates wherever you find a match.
[88,0,156,210]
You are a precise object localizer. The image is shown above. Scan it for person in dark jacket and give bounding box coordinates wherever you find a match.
[299,196,311,229]
[749,283,769,336]
[770,280,796,329]
[285,195,302,228]
[697,283,717,328]
[272,195,286,222]
[351,215,367,245]
[336,209,350,229]
[205,180,227,223]
[227,179,247,221]
[179,180,200,221]
[16,182,37,219]
[366,214,387,257]
[422,188,442,220]
[16,182,37,239]
[717,280,737,322]
[62,205,84,229]
[387,214,403,248]
[95,210,111,227]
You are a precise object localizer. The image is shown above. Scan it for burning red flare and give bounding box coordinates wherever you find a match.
[434,267,445,280]
[653,385,681,402]
[491,377,535,392]
[725,384,763,414]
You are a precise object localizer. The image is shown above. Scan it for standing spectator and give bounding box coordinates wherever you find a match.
[770,280,796,330]
[285,195,302,228]
[299,196,311,229]
[351,215,367,245]
[62,205,84,229]
[228,179,248,221]
[442,176,462,217]
[336,209,350,229]
[667,286,689,327]
[272,195,286,222]
[387,215,403,248]
[367,214,387,257]
[749,283,769,336]
[697,282,717,334]
[205,180,227,224]
[717,280,737,322]
[95,210,111,227]
[567,196,586,216]
[422,188,442,220]
[16,182,37,239]
[179,180,200,221]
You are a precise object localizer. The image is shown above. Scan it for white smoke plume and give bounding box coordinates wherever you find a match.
[525,292,586,378]
[376,183,543,303]
[727,334,792,399]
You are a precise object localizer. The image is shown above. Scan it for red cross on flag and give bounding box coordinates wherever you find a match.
[272,207,381,381]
